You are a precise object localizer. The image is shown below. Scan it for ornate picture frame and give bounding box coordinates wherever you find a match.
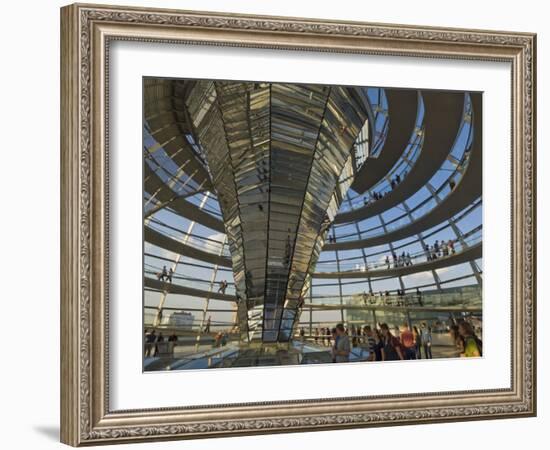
[60,3,536,446]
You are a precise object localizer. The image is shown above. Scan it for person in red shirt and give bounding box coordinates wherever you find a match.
[400,323,417,360]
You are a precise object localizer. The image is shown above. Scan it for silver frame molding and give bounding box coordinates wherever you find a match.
[60,3,537,446]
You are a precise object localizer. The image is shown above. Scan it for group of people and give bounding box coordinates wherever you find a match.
[425,239,456,261]
[311,319,482,362]
[384,251,414,269]
[310,322,432,362]
[313,327,336,347]
[361,288,423,307]
[213,331,229,347]
[376,239,458,273]
[144,329,178,357]
[156,265,174,283]
[364,190,387,205]
[156,269,230,295]
[362,172,407,207]
[367,323,434,361]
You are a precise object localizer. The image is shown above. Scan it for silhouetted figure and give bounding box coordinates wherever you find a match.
[144,329,156,357]
[154,332,164,356]
[218,280,228,294]
[157,265,168,282]
[204,316,211,334]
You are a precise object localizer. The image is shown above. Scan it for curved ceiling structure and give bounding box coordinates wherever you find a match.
[324,93,482,250]
[334,91,465,224]
[350,89,419,194]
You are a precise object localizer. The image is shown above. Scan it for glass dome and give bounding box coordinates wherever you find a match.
[142,78,482,370]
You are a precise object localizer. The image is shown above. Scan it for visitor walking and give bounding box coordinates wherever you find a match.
[380,323,404,361]
[204,316,211,334]
[372,329,383,361]
[420,323,433,359]
[412,326,421,359]
[332,324,351,363]
[154,332,164,357]
[157,265,168,282]
[218,280,228,294]
[416,287,423,306]
[363,325,376,361]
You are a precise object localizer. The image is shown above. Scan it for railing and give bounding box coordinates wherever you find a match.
[144,267,237,295]
[144,230,481,304]
[145,210,481,278]
[143,286,480,358]
[315,230,481,273]
[148,220,231,257]
[144,308,237,331]
[306,287,481,309]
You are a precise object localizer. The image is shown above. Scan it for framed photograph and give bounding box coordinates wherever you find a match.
[60,3,537,446]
